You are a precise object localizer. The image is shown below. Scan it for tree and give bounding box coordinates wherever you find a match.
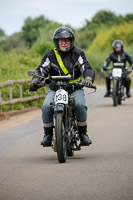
[22,15,50,47]
[0,28,6,38]
[125,14,133,22]
[92,10,118,26]
[3,32,26,51]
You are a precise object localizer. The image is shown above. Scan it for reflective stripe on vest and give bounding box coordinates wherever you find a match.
[53,48,80,83]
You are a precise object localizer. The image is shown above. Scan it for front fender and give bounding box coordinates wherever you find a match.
[54,104,65,112]
[112,77,120,80]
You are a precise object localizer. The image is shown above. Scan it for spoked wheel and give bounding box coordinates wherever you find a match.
[113,79,119,106]
[55,112,67,163]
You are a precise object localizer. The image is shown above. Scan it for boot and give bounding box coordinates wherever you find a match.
[104,91,110,97]
[78,126,92,146]
[104,78,111,97]
[40,127,53,147]
[126,91,131,98]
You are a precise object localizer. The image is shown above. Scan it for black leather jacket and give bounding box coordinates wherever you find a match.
[34,47,95,91]
[103,50,133,69]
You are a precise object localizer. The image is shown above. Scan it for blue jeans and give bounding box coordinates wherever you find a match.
[42,89,87,127]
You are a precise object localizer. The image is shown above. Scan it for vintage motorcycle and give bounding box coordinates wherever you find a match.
[103,63,132,106]
[28,70,96,163]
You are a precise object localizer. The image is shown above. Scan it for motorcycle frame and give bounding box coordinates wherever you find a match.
[52,90,79,153]
[110,70,127,101]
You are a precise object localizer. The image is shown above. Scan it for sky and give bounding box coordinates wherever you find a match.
[0,0,133,36]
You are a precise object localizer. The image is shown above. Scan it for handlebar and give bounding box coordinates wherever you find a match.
[101,67,112,72]
[126,68,132,75]
[45,76,97,90]
[101,66,132,74]
[76,82,97,90]
[28,70,97,92]
[29,78,96,93]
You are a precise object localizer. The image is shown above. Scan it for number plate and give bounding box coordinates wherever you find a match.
[112,68,122,77]
[54,89,68,105]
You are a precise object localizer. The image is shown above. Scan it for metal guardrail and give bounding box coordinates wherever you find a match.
[0,79,45,108]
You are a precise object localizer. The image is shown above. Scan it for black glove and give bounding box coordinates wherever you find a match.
[103,66,107,71]
[29,82,37,91]
[83,77,92,87]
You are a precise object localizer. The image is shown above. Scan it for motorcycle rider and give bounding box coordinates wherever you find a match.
[102,40,133,98]
[29,26,95,147]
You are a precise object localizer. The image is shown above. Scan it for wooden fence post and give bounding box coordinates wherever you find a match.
[19,84,23,98]
[0,79,46,111]
[0,89,1,101]
[0,89,2,114]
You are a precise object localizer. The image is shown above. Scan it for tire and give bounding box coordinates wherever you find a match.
[113,79,118,107]
[55,112,67,163]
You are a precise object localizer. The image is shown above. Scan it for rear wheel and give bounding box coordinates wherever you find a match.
[55,112,67,163]
[113,79,118,106]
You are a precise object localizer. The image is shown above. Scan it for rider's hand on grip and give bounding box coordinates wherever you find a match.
[103,66,107,71]
[83,77,92,88]
[29,82,37,91]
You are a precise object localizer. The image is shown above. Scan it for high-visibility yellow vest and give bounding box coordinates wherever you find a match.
[54,48,80,83]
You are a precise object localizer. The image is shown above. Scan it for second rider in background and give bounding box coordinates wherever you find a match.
[102,40,133,98]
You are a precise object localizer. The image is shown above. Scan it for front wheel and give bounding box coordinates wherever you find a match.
[55,112,67,163]
[113,79,119,107]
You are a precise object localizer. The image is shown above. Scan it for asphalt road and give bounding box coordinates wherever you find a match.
[0,86,133,200]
